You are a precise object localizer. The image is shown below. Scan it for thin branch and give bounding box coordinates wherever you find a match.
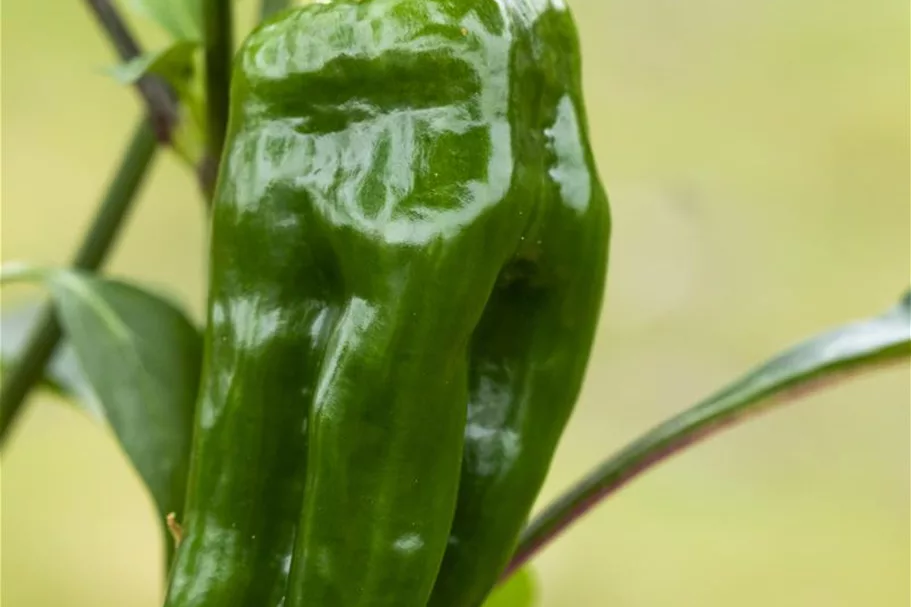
[83,0,179,143]
[261,0,292,20]
[200,0,233,198]
[502,295,911,579]
[0,120,159,446]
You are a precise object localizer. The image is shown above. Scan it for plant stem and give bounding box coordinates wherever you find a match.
[0,120,158,447]
[261,0,291,20]
[502,296,911,579]
[83,0,179,143]
[200,0,233,198]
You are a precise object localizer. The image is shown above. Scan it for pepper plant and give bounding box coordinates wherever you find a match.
[1,1,908,606]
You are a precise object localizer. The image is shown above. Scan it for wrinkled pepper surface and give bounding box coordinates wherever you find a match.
[164,0,610,606]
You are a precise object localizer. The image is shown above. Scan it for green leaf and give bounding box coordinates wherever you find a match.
[110,40,199,89]
[484,567,537,607]
[108,40,207,169]
[126,0,202,41]
[509,289,911,573]
[1,264,202,550]
[0,303,105,420]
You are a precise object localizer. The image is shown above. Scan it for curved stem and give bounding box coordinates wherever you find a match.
[502,293,911,579]
[0,120,158,446]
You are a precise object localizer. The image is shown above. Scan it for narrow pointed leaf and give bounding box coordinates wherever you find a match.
[107,39,207,170]
[507,290,911,576]
[109,40,199,90]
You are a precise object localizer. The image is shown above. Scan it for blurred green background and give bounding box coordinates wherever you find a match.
[1,0,908,605]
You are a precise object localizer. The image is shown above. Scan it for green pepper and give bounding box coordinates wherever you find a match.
[163,1,609,606]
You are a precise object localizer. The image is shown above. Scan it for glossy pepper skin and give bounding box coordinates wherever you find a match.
[164,0,609,606]
[426,4,609,606]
